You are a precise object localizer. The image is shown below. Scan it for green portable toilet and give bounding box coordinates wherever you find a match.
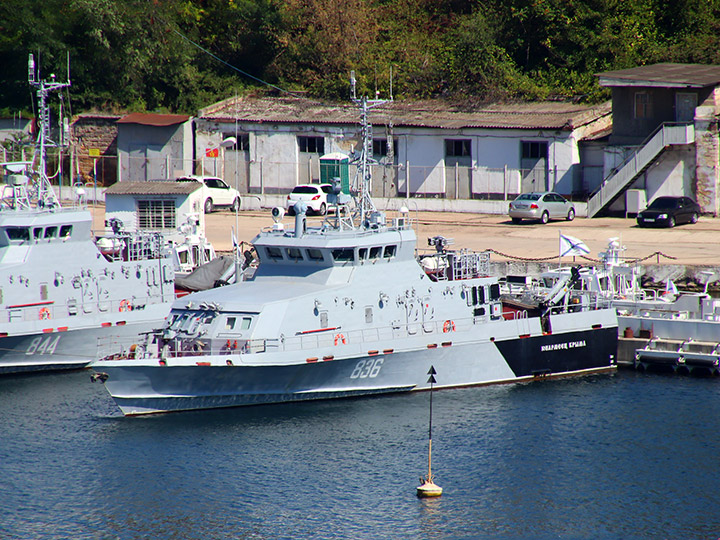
[319,152,350,194]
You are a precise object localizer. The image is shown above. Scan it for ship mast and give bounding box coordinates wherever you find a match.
[349,71,391,227]
[27,53,70,210]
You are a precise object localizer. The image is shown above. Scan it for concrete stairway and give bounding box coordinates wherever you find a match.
[587,123,695,217]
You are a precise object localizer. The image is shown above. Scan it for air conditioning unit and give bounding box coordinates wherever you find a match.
[626,189,647,218]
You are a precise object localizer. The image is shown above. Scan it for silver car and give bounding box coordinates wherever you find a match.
[508,191,575,224]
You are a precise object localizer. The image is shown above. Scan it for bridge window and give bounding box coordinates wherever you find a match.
[266,247,283,260]
[44,226,58,238]
[332,248,354,262]
[383,245,397,259]
[306,249,324,261]
[6,227,30,241]
[286,247,304,260]
[60,225,73,239]
[369,246,382,260]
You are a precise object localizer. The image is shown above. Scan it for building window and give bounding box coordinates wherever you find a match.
[137,199,176,230]
[445,139,471,157]
[223,133,250,151]
[298,136,325,154]
[373,138,398,163]
[521,141,548,160]
[634,92,652,119]
[373,139,388,156]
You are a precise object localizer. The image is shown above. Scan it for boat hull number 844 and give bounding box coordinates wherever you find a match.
[25,335,61,355]
[350,357,384,379]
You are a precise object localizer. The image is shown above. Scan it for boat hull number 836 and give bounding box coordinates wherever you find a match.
[350,357,384,379]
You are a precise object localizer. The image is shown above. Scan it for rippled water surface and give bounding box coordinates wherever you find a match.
[2,369,720,539]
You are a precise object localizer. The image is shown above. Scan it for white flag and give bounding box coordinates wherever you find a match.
[664,279,678,296]
[559,233,590,257]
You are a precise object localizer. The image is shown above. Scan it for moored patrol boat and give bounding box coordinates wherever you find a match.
[92,89,618,415]
[0,56,176,374]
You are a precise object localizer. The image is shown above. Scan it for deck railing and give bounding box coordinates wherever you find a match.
[96,293,612,362]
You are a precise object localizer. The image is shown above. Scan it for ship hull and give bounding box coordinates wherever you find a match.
[96,312,618,415]
[0,304,170,374]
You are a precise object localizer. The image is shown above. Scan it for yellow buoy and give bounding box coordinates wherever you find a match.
[417,366,442,498]
[417,475,443,498]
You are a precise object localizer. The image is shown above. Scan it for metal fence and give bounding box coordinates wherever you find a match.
[29,151,597,202]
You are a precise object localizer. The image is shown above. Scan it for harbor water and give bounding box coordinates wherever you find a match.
[2,369,720,539]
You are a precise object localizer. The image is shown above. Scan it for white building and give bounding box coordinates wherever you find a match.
[194,96,611,214]
[103,180,205,242]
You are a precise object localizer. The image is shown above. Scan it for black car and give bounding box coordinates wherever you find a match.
[636,196,701,228]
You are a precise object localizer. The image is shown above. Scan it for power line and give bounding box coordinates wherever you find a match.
[162,19,303,98]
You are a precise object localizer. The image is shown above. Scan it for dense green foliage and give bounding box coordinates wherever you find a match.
[2,0,720,115]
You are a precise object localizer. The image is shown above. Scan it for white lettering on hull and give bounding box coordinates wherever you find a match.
[540,340,586,353]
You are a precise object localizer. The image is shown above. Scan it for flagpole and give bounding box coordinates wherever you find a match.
[558,230,562,268]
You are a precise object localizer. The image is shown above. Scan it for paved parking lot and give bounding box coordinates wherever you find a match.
[90,203,719,267]
[202,209,720,267]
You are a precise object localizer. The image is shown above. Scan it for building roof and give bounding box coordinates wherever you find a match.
[596,63,720,88]
[117,113,191,127]
[74,113,123,120]
[199,96,611,131]
[105,180,201,196]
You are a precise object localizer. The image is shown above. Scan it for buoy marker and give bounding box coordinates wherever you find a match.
[417,366,443,498]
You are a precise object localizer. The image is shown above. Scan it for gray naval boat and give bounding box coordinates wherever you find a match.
[92,95,618,415]
[0,196,175,374]
[0,56,176,374]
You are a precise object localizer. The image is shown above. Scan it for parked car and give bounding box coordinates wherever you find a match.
[177,176,241,213]
[286,183,333,215]
[636,196,701,228]
[508,192,575,224]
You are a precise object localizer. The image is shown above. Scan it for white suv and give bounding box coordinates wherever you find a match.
[286,184,333,215]
[177,176,241,213]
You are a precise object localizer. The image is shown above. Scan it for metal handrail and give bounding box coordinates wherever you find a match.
[587,122,694,217]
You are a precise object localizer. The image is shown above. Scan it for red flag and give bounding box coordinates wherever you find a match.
[205,147,219,158]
